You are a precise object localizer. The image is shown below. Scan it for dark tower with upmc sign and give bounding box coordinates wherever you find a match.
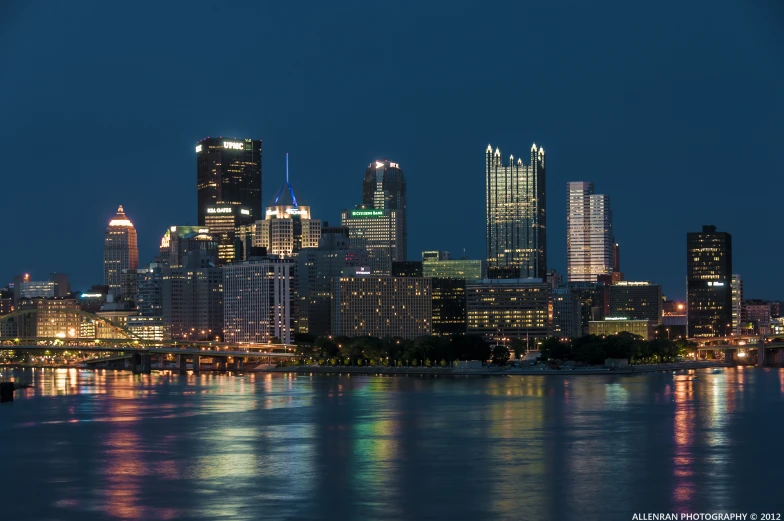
[687,225,732,338]
[196,137,262,226]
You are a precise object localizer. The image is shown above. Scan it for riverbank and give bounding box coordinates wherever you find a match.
[261,360,732,377]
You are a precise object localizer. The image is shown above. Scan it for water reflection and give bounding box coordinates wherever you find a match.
[1,368,784,521]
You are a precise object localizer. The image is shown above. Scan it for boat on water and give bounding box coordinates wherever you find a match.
[711,368,723,374]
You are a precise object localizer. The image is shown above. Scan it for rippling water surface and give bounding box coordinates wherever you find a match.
[1,367,784,521]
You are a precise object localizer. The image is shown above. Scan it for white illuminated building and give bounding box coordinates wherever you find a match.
[223,258,292,343]
[566,182,614,282]
[256,154,321,257]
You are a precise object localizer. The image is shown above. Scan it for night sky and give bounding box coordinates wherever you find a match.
[1,1,782,300]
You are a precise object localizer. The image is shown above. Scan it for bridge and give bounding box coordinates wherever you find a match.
[687,336,784,366]
[0,337,298,374]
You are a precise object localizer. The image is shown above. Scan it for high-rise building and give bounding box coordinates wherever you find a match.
[223,258,292,343]
[196,137,262,226]
[159,226,218,268]
[342,207,404,275]
[104,206,139,295]
[341,159,406,275]
[204,204,253,265]
[161,266,223,341]
[297,228,369,336]
[423,258,485,280]
[731,274,743,336]
[687,225,732,338]
[485,144,546,279]
[608,281,663,325]
[431,278,467,336]
[566,182,614,282]
[466,278,550,342]
[257,155,321,256]
[331,276,431,339]
[551,287,582,339]
[363,159,406,255]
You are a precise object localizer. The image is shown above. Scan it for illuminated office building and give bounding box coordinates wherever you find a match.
[551,287,581,339]
[223,258,292,343]
[342,159,406,275]
[608,281,663,325]
[258,154,321,256]
[589,318,655,340]
[161,266,223,341]
[196,137,262,226]
[485,144,546,279]
[687,225,732,338]
[466,278,550,342]
[104,206,139,294]
[331,276,431,339]
[422,251,450,262]
[159,226,218,268]
[423,258,485,280]
[13,273,69,303]
[204,204,253,265]
[567,182,614,282]
[16,298,81,338]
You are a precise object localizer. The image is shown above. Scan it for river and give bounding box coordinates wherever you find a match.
[1,367,783,520]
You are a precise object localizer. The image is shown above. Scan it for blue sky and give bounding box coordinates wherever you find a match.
[1,0,782,299]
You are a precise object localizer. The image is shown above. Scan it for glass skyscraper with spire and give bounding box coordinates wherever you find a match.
[485,143,546,279]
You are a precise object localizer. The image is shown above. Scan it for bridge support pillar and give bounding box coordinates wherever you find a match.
[132,352,142,374]
[233,357,244,372]
[216,358,227,371]
[724,349,733,364]
[178,355,187,375]
[759,340,766,367]
[141,353,151,374]
[192,355,200,374]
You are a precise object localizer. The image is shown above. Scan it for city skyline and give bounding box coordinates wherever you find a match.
[1,2,782,301]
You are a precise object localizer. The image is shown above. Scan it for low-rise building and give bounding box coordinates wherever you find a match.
[589,318,655,340]
[466,278,550,342]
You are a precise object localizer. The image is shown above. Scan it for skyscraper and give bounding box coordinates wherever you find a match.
[687,225,732,338]
[566,182,614,282]
[104,205,139,295]
[731,274,743,336]
[485,144,546,279]
[196,137,262,226]
[341,159,406,274]
[258,154,321,256]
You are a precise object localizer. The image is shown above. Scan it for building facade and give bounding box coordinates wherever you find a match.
[423,258,485,280]
[485,144,546,279]
[223,259,292,343]
[551,287,582,339]
[160,226,218,268]
[431,278,467,336]
[589,318,655,340]
[686,225,732,338]
[608,281,663,324]
[204,204,253,265]
[341,207,404,275]
[362,159,406,260]
[297,229,369,336]
[331,276,431,339]
[104,206,139,295]
[566,182,614,282]
[196,137,262,226]
[731,274,743,336]
[466,278,550,341]
[161,267,223,341]
[16,298,81,338]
